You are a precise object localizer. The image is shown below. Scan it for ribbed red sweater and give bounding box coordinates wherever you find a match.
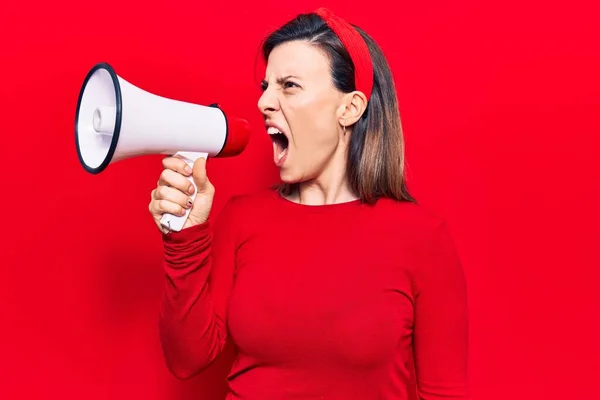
[159,188,469,400]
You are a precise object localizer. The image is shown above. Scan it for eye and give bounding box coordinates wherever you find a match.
[284,81,300,89]
[260,81,268,92]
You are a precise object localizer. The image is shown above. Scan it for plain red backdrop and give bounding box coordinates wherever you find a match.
[1,0,599,399]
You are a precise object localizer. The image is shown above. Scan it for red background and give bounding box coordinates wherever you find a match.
[1,0,599,399]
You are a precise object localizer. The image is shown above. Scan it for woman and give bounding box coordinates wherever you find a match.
[148,8,469,400]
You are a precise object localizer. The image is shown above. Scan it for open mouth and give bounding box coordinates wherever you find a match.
[267,126,289,166]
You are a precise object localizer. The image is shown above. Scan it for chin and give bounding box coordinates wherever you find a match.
[278,166,302,184]
[279,171,298,184]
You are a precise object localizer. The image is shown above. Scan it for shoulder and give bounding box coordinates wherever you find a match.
[370,198,461,261]
[372,197,450,236]
[374,198,464,277]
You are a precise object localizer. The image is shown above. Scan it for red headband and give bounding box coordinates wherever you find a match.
[314,7,374,102]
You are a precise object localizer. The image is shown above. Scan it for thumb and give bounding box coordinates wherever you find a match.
[191,157,213,194]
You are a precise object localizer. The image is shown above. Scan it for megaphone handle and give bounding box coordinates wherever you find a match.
[159,151,208,232]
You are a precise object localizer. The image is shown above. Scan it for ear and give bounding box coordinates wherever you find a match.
[337,91,368,127]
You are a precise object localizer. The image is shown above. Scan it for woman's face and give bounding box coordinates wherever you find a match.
[258,40,346,184]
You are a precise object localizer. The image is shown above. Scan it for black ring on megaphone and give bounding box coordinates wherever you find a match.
[75,62,122,174]
[208,103,229,157]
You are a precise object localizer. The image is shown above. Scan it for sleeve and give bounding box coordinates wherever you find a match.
[412,221,470,399]
[158,196,239,379]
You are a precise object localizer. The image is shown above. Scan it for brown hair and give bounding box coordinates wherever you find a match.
[261,12,416,204]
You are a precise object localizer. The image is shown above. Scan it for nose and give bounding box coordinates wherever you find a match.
[257,86,279,115]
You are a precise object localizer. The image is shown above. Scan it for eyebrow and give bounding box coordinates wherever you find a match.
[261,75,300,88]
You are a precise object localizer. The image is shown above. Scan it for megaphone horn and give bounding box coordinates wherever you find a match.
[75,62,252,232]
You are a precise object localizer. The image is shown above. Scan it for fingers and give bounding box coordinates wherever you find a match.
[153,185,193,208]
[149,183,194,218]
[162,155,193,177]
[149,193,189,218]
[149,200,186,220]
[158,168,196,195]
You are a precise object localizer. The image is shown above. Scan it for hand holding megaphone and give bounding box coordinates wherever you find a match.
[149,153,215,234]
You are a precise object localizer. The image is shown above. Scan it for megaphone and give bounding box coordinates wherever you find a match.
[75,62,252,232]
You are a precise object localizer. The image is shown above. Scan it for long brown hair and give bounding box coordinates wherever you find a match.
[261,12,416,205]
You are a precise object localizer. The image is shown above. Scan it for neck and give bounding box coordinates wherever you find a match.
[289,147,358,206]
[295,180,356,205]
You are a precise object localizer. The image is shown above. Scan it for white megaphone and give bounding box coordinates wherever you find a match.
[75,62,252,232]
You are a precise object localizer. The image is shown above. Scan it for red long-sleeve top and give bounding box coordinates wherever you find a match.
[159,188,469,400]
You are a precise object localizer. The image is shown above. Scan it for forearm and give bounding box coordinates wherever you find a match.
[158,222,228,379]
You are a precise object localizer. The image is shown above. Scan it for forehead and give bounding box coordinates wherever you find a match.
[265,40,331,78]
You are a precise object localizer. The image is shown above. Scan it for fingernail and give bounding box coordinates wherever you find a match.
[188,185,195,194]
[184,166,192,175]
[187,198,193,207]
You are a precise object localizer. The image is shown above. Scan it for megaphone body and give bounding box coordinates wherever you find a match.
[75,62,252,231]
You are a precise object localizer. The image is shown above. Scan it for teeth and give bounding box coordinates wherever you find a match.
[277,148,287,160]
[267,126,282,135]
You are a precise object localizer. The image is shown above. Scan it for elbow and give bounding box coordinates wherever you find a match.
[160,338,225,380]
[162,352,213,380]
[165,362,203,381]
[158,314,227,379]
